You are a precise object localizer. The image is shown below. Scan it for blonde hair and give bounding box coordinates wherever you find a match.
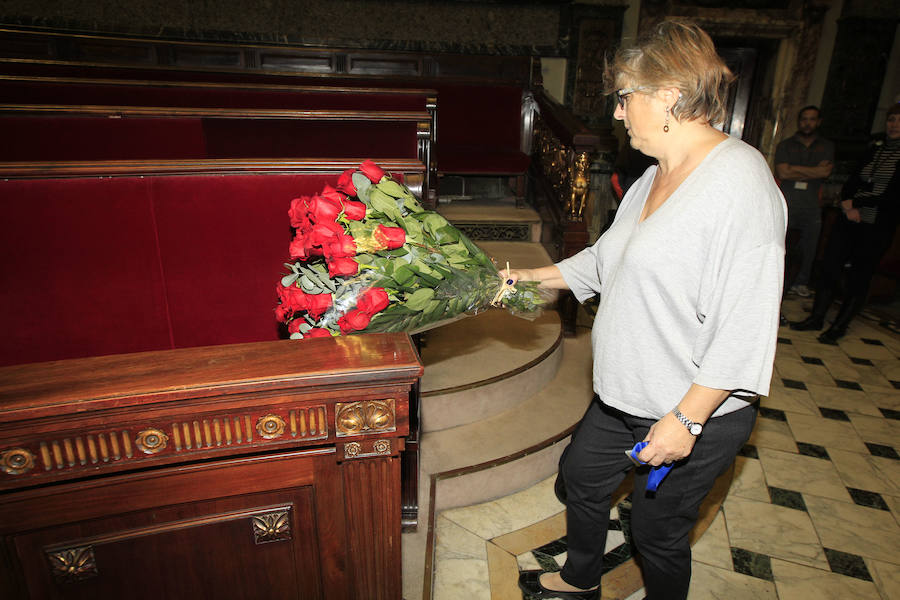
[605,19,734,126]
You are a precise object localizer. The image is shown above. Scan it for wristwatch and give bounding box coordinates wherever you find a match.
[673,408,703,436]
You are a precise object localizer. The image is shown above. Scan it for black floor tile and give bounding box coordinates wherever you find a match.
[532,551,562,572]
[534,538,567,557]
[801,356,825,365]
[824,548,873,581]
[600,543,634,574]
[731,547,774,581]
[738,444,759,459]
[880,408,900,420]
[847,488,891,511]
[777,337,793,345]
[865,442,900,460]
[759,407,787,421]
[834,379,864,391]
[797,442,830,460]
[768,486,807,511]
[819,407,851,421]
[849,357,875,366]
[861,338,885,346]
[782,379,808,390]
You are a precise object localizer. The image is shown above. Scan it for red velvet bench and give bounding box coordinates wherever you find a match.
[0,159,423,367]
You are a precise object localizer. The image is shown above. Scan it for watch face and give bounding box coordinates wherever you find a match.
[689,423,702,435]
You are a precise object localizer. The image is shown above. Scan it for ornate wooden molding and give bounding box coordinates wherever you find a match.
[343,439,392,460]
[0,405,328,481]
[0,447,34,475]
[335,400,396,437]
[251,509,292,544]
[46,545,98,582]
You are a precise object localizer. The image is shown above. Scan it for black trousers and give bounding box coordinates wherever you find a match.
[558,398,757,600]
[817,218,895,306]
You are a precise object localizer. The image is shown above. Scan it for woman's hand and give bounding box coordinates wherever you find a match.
[841,200,861,223]
[636,412,698,466]
[498,268,533,286]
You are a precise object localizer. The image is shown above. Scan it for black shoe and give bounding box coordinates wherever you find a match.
[818,327,846,345]
[517,570,600,599]
[790,316,824,331]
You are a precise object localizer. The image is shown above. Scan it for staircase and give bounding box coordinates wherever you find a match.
[401,192,591,600]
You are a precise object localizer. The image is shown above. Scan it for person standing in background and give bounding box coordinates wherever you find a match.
[775,106,835,297]
[791,103,900,343]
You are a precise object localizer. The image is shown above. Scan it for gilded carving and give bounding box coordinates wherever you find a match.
[256,414,286,439]
[0,447,35,475]
[46,545,98,582]
[335,400,396,437]
[135,429,168,455]
[343,439,391,460]
[344,441,362,458]
[251,510,292,544]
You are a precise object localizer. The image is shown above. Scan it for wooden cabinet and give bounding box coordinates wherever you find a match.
[0,334,421,600]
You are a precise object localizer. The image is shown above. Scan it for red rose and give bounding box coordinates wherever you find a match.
[338,309,371,334]
[275,303,292,323]
[307,194,342,223]
[327,256,359,277]
[342,199,367,221]
[305,293,333,320]
[305,327,332,338]
[359,160,385,183]
[308,221,345,248]
[336,168,357,195]
[278,284,308,312]
[374,224,406,249]
[288,196,310,229]
[289,231,312,260]
[320,184,345,203]
[288,319,304,334]
[323,233,357,258]
[357,288,390,315]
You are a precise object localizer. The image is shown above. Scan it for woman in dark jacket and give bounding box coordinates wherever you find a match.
[791,102,900,343]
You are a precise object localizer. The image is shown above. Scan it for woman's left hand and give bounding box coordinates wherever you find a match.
[636,413,698,466]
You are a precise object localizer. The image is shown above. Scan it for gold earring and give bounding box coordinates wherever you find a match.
[664,106,670,133]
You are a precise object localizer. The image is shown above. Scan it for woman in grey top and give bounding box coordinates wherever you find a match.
[505,20,786,600]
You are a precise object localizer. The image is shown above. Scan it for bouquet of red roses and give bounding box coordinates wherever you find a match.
[275,160,546,339]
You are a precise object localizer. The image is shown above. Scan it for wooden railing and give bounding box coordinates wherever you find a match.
[530,87,618,335]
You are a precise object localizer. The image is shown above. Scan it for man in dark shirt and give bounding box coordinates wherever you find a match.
[775,105,834,297]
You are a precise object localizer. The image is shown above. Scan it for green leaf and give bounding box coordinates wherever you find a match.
[289,332,303,340]
[434,225,460,244]
[369,188,405,222]
[281,273,299,287]
[299,275,320,294]
[403,195,424,213]
[352,173,372,202]
[425,299,448,322]
[421,213,451,236]
[405,288,435,311]
[393,264,415,286]
[375,179,409,198]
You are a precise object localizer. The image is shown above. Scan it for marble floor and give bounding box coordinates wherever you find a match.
[430,294,900,600]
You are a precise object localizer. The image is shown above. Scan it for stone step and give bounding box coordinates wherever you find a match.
[419,241,560,432]
[438,200,542,242]
[403,326,594,600]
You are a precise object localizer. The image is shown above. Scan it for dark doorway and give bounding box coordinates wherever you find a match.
[715,37,779,150]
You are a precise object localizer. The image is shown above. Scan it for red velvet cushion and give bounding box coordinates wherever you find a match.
[0,178,172,366]
[437,145,530,175]
[0,116,208,161]
[151,174,339,348]
[202,119,420,159]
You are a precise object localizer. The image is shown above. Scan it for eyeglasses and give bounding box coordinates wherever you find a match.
[615,87,651,108]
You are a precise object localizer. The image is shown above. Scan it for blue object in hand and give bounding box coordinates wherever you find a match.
[628,441,673,492]
[506,279,514,285]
